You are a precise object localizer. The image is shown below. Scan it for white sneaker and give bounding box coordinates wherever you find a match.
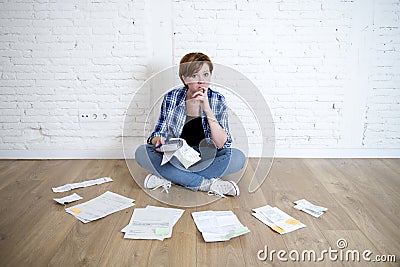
[144,174,172,193]
[208,179,240,197]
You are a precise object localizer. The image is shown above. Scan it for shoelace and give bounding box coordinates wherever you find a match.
[207,179,227,198]
[207,190,227,198]
[152,181,172,194]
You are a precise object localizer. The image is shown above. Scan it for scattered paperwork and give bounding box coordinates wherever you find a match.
[54,193,82,205]
[161,138,201,169]
[66,191,134,223]
[192,210,250,242]
[252,205,306,234]
[294,199,328,218]
[122,205,184,240]
[52,177,113,193]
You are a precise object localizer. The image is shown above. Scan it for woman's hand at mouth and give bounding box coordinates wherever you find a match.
[191,87,211,113]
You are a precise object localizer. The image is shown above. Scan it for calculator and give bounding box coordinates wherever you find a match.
[160,139,184,152]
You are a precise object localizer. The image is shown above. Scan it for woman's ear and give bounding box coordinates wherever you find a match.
[182,75,189,87]
[181,75,187,84]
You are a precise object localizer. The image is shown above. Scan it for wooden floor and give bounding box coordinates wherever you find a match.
[0,158,399,267]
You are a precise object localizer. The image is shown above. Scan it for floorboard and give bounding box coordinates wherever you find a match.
[0,159,398,267]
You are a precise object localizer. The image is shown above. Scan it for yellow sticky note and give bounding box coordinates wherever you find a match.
[72,208,82,214]
[285,218,299,225]
[271,225,285,233]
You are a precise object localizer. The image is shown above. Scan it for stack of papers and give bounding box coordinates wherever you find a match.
[66,191,135,223]
[161,138,201,169]
[192,211,250,242]
[252,205,306,234]
[294,199,328,218]
[52,177,113,193]
[122,206,184,240]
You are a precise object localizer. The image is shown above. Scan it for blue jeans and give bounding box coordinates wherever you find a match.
[135,144,245,190]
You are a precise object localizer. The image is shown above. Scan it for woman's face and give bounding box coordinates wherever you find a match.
[182,63,211,96]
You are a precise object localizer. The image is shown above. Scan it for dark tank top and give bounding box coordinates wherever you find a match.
[180,116,205,146]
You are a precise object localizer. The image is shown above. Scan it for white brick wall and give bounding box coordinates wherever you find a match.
[363,0,400,148]
[0,0,399,158]
[172,0,400,156]
[0,0,147,157]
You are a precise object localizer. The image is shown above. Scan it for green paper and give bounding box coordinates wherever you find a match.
[155,227,170,237]
[223,227,250,240]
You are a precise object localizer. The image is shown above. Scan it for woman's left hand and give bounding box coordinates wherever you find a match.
[192,87,211,113]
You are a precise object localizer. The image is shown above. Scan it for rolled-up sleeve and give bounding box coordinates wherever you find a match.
[208,91,232,148]
[217,95,232,148]
[147,96,169,144]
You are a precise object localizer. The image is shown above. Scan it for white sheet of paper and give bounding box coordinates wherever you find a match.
[252,205,306,234]
[123,209,170,240]
[192,210,250,242]
[65,191,134,223]
[122,206,184,240]
[145,206,184,227]
[294,206,324,217]
[123,222,167,240]
[253,212,275,228]
[259,206,288,223]
[294,199,328,218]
[53,193,82,205]
[52,177,113,193]
[161,138,201,168]
[173,145,201,168]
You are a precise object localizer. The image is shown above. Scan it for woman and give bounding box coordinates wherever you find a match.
[135,52,245,197]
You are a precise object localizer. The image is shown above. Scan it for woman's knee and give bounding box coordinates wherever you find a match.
[135,144,149,167]
[230,148,246,171]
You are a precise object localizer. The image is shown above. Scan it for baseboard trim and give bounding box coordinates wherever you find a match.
[273,148,400,158]
[0,150,125,159]
[0,148,399,159]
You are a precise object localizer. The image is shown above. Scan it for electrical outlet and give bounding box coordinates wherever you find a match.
[79,111,109,122]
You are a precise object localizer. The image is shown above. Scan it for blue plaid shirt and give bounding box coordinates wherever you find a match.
[148,86,232,148]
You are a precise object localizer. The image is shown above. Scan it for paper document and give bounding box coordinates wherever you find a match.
[192,210,250,242]
[252,205,306,234]
[161,138,201,169]
[52,177,113,193]
[122,205,184,240]
[66,191,134,223]
[54,193,82,205]
[294,199,328,218]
